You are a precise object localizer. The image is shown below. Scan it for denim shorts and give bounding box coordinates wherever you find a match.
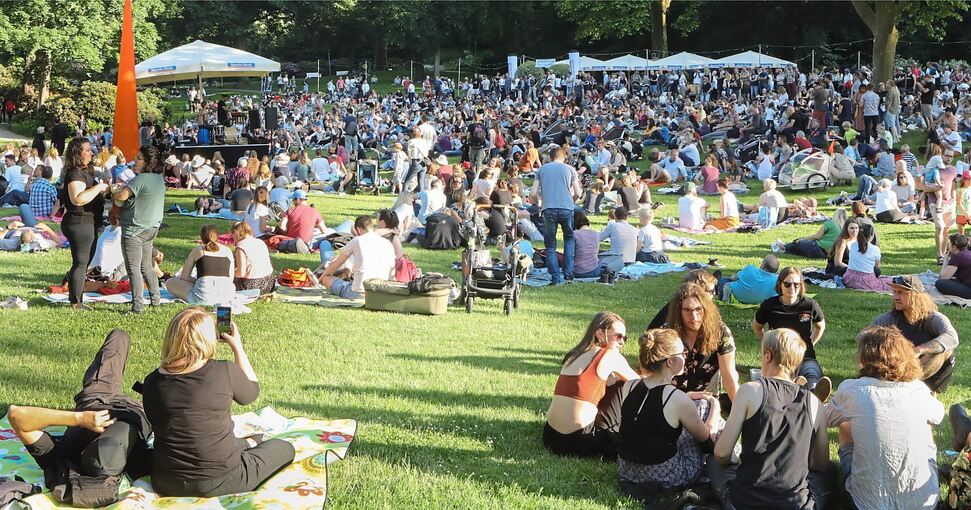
[329,279,363,300]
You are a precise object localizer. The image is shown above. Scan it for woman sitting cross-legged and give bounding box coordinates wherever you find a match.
[544,312,641,459]
[230,221,275,295]
[703,178,741,232]
[824,326,944,510]
[842,222,892,291]
[143,308,295,497]
[616,328,721,503]
[164,224,236,305]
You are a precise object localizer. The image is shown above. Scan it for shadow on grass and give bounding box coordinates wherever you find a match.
[279,398,622,508]
[392,352,558,376]
[300,383,548,412]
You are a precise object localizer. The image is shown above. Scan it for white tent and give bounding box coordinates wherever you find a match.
[649,52,714,70]
[713,50,797,68]
[602,54,650,71]
[553,55,609,71]
[135,40,281,85]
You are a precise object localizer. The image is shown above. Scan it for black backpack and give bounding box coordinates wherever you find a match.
[419,213,463,250]
[408,272,455,294]
[470,123,487,148]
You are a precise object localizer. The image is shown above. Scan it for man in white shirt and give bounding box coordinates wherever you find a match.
[941,125,963,155]
[598,206,638,271]
[416,177,446,225]
[679,138,701,167]
[660,148,687,181]
[311,149,330,181]
[317,215,395,299]
[678,183,708,230]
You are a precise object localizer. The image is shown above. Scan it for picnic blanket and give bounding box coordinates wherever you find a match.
[272,286,365,308]
[176,211,242,221]
[524,261,697,287]
[43,288,262,313]
[0,216,62,224]
[663,235,711,250]
[0,407,356,510]
[802,269,971,308]
[780,214,829,225]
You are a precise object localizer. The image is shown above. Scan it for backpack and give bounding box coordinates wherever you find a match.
[470,123,487,148]
[277,268,315,288]
[494,130,506,149]
[419,213,463,250]
[408,272,454,294]
[394,255,421,283]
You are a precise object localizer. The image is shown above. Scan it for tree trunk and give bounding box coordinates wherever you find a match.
[851,0,899,83]
[434,47,441,78]
[35,48,53,107]
[650,0,671,55]
[871,2,899,83]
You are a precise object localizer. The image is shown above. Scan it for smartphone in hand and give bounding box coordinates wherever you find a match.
[215,306,232,335]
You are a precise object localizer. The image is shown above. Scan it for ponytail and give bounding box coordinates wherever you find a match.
[200,224,220,252]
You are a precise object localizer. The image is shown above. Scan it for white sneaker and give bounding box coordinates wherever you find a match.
[771,239,785,253]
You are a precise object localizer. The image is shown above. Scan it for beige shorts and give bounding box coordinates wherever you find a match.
[931,202,956,228]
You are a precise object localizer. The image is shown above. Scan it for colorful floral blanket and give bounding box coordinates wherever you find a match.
[0,407,356,510]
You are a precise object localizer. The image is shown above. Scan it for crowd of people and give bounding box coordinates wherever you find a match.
[3,58,971,508]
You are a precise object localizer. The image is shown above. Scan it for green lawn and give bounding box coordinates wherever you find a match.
[1,135,969,509]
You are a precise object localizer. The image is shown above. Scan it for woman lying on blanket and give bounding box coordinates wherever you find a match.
[143,308,295,497]
[787,197,819,219]
[659,283,740,402]
[779,207,847,259]
[164,225,236,305]
[703,179,741,231]
[544,312,641,459]
[0,220,60,252]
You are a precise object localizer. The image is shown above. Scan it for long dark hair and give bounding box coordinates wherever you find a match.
[562,312,625,365]
[829,218,859,259]
[139,145,165,174]
[856,223,874,254]
[200,224,220,252]
[65,137,92,174]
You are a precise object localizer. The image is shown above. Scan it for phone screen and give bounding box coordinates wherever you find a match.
[215,306,232,334]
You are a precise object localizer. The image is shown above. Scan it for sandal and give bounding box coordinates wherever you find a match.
[938,256,945,265]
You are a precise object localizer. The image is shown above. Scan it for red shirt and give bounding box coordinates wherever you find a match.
[285,204,323,243]
[794,137,812,151]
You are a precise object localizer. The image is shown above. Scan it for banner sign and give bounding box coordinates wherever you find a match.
[228,62,255,68]
[535,59,556,68]
[507,55,518,77]
[147,65,176,74]
[568,51,580,80]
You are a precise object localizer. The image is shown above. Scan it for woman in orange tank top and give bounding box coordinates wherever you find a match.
[544,312,641,459]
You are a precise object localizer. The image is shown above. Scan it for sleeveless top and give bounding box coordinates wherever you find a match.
[194,249,233,278]
[235,236,273,279]
[730,378,814,510]
[619,382,681,465]
[553,348,609,405]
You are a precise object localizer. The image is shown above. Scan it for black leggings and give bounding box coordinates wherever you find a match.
[62,219,97,304]
[152,439,295,497]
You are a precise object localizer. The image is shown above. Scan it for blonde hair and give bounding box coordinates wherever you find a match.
[638,328,682,374]
[761,328,805,376]
[161,307,218,371]
[48,146,59,158]
[639,207,655,225]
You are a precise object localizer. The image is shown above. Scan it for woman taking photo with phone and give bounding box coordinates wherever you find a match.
[143,308,294,497]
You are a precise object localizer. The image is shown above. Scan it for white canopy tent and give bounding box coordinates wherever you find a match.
[553,55,609,71]
[135,40,281,86]
[602,54,650,71]
[649,52,714,70]
[713,50,797,68]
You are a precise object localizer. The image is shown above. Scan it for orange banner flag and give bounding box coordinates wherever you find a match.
[112,0,138,160]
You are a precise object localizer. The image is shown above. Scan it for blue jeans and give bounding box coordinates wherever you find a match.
[574,266,604,279]
[18,203,38,227]
[541,208,575,284]
[852,175,876,201]
[784,239,827,259]
[0,189,29,207]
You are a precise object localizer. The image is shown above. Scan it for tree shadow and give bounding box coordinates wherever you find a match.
[392,352,557,376]
[300,383,548,413]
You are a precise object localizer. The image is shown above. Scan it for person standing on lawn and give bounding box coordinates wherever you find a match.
[531,147,581,285]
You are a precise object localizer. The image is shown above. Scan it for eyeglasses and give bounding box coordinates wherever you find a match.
[668,350,689,360]
[681,306,704,315]
[782,281,801,289]
[945,153,955,158]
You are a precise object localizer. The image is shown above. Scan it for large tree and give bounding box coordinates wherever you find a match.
[555,0,698,55]
[852,0,966,82]
[0,0,168,106]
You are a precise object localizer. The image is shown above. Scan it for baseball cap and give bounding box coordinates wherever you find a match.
[890,274,924,293]
[291,189,308,200]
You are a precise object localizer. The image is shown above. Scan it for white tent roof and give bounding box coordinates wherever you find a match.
[553,55,610,71]
[602,55,650,71]
[713,50,796,68]
[135,40,280,84]
[649,52,714,70]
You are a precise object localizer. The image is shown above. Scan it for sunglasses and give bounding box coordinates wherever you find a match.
[782,281,802,289]
[609,332,628,341]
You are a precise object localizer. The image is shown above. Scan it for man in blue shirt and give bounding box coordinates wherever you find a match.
[20,166,59,225]
[659,148,686,181]
[531,147,581,285]
[719,254,780,304]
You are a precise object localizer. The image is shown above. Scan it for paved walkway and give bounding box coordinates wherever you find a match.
[0,124,28,141]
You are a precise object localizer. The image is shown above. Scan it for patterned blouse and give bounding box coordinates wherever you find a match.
[669,323,735,393]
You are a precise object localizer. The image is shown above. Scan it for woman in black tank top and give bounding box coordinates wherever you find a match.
[615,329,720,501]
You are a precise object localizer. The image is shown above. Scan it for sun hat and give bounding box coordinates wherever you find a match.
[191,155,206,168]
[164,155,179,166]
[435,155,448,165]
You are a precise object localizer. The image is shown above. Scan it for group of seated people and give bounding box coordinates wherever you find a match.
[544,267,960,509]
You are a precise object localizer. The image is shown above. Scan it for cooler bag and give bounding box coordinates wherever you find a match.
[364,279,450,315]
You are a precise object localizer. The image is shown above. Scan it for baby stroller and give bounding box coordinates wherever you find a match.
[733,134,765,165]
[779,151,831,191]
[460,212,523,316]
[348,159,381,195]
